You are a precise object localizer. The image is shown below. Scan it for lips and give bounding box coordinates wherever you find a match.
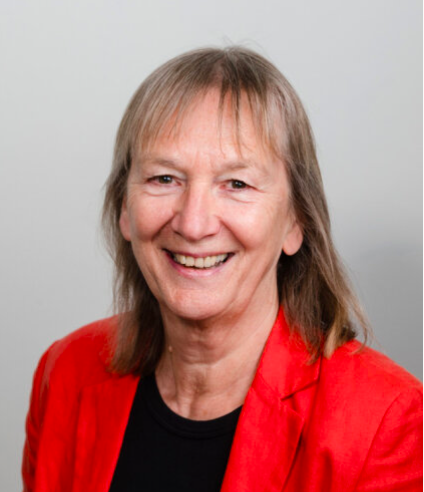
[166,251,231,269]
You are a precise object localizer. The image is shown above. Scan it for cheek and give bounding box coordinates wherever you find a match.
[129,197,174,240]
[224,201,288,251]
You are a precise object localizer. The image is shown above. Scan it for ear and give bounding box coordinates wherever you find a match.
[119,196,132,241]
[282,220,303,256]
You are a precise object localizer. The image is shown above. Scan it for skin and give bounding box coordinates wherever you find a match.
[119,90,303,420]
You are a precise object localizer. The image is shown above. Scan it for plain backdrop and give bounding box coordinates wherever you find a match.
[1,1,422,489]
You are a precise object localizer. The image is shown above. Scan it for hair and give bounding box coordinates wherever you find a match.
[102,46,369,375]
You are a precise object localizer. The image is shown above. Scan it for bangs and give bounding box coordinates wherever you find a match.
[126,48,287,163]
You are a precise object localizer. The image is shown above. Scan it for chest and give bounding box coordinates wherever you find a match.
[33,376,373,492]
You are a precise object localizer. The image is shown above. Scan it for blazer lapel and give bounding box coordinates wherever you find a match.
[221,309,320,492]
[220,381,305,492]
[71,373,139,492]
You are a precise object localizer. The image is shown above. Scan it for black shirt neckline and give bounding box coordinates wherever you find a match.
[141,373,243,439]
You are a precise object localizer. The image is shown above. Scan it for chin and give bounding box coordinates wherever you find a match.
[160,295,227,323]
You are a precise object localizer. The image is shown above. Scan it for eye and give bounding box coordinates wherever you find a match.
[150,175,174,184]
[229,179,248,190]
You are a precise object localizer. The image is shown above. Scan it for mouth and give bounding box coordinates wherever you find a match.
[165,250,232,269]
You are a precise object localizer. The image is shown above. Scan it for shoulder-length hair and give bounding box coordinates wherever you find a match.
[103,46,369,375]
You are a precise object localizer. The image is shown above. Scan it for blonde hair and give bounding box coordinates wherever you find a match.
[103,46,369,375]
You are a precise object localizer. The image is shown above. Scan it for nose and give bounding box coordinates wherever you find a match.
[171,184,220,242]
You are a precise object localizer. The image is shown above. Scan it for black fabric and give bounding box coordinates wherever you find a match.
[109,373,242,492]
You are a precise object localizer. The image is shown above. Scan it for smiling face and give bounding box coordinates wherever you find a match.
[119,90,303,324]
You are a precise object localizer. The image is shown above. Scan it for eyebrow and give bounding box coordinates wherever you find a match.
[139,155,184,170]
[138,154,257,173]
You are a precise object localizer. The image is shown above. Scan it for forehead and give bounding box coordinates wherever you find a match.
[137,90,277,166]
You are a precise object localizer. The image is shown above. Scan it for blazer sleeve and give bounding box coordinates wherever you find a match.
[21,344,56,492]
[354,386,423,492]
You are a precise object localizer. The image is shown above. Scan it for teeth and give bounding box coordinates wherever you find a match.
[185,256,194,267]
[173,253,229,269]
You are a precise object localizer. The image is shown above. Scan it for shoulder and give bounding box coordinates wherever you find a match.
[316,339,422,450]
[23,317,123,488]
[324,341,423,490]
[36,316,119,391]
[323,340,422,400]
[302,340,423,488]
[314,338,422,432]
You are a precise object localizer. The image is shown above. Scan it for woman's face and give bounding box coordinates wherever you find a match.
[120,90,303,323]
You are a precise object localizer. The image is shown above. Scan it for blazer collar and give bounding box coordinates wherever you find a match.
[221,308,321,492]
[255,308,321,400]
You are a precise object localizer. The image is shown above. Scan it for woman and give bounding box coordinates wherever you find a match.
[22,47,422,492]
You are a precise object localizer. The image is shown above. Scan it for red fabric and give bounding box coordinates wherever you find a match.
[22,310,423,491]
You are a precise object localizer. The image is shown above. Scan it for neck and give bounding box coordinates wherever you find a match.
[155,299,279,420]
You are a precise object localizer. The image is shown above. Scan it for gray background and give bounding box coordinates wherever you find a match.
[1,0,422,489]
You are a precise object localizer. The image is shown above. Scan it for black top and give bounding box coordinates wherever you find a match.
[109,373,242,492]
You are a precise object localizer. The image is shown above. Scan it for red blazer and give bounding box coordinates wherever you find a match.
[22,310,423,492]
